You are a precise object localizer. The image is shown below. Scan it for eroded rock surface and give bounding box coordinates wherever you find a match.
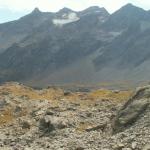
[0,82,150,150]
[113,85,150,133]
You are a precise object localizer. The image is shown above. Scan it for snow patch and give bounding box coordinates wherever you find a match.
[53,13,80,27]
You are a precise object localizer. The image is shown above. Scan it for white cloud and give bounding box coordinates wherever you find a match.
[0,0,149,13]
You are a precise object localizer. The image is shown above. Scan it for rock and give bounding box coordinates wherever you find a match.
[39,116,67,133]
[113,142,125,150]
[21,121,31,129]
[0,147,11,150]
[112,86,150,133]
[1,83,150,150]
[14,106,22,113]
[0,100,7,109]
[142,144,150,150]
[76,147,85,150]
[131,142,137,149]
[45,110,54,115]
[85,123,107,132]
[64,91,71,96]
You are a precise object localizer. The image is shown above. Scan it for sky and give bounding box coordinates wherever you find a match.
[0,0,149,23]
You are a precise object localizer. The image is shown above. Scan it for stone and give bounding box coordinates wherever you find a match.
[112,86,150,133]
[45,110,54,115]
[15,105,22,112]
[64,91,71,96]
[39,116,67,133]
[85,123,107,132]
[131,142,137,149]
[113,143,125,150]
[76,147,85,150]
[142,144,150,150]
[0,100,7,109]
[21,121,31,129]
[1,83,150,150]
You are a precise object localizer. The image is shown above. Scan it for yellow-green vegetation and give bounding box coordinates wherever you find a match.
[0,82,133,126]
[88,89,133,102]
[0,82,132,103]
[0,106,28,125]
[76,122,93,132]
[0,109,14,125]
[0,82,64,101]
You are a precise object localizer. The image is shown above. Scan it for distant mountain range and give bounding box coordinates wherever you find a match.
[0,4,150,87]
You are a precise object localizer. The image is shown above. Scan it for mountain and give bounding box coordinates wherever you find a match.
[0,4,150,87]
[0,6,111,86]
[94,4,150,83]
[0,8,54,53]
[102,3,150,31]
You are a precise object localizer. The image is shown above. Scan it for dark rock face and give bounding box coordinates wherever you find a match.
[0,9,54,53]
[102,3,149,31]
[112,86,150,133]
[93,5,150,84]
[94,3,150,70]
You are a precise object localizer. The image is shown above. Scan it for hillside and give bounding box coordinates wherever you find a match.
[0,6,111,86]
[0,82,150,149]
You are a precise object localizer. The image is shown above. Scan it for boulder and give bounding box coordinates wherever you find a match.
[21,121,31,129]
[0,99,7,109]
[39,115,67,133]
[112,85,150,133]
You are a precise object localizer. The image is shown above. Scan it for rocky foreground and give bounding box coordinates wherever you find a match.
[0,82,150,150]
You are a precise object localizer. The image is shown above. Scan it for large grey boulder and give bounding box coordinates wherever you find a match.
[112,85,150,133]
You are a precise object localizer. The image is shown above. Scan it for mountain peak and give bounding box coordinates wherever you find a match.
[124,3,134,8]
[58,7,74,14]
[32,7,41,14]
[121,3,144,11]
[80,6,109,16]
[82,6,102,13]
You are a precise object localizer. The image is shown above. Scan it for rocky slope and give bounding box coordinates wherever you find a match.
[94,4,150,83]
[0,6,111,85]
[1,4,150,86]
[0,82,150,150]
[0,8,54,53]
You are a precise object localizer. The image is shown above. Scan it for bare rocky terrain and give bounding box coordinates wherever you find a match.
[0,82,150,150]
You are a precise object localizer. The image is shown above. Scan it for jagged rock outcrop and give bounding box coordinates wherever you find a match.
[112,85,150,133]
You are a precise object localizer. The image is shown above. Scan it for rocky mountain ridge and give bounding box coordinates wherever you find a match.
[0,4,150,86]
